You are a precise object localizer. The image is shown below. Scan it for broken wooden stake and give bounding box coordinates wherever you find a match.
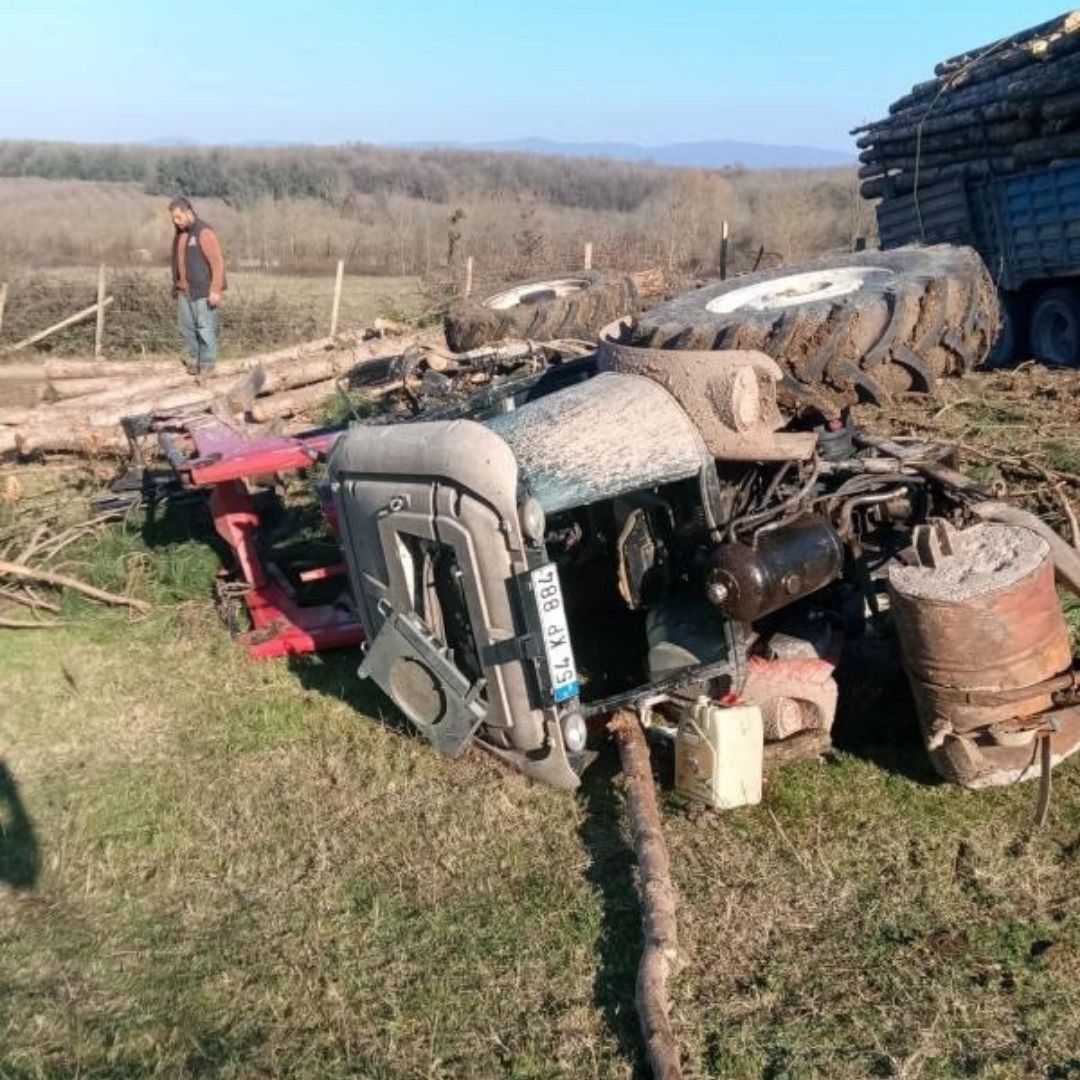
[2,296,115,354]
[94,263,107,360]
[330,259,345,337]
[608,709,684,1080]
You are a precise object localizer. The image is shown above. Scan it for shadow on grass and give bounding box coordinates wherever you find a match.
[831,634,942,786]
[137,481,221,554]
[0,761,39,891]
[286,648,417,741]
[577,744,650,1079]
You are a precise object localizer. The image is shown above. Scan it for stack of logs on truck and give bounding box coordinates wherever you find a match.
[856,10,1080,366]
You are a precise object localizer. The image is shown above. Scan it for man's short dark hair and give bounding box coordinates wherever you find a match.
[168,196,194,212]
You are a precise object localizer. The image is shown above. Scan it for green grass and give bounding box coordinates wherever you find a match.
[2,460,1080,1078]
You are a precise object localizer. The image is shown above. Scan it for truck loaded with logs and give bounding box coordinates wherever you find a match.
[857,9,1080,367]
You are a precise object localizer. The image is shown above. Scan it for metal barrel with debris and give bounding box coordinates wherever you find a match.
[888,521,1080,789]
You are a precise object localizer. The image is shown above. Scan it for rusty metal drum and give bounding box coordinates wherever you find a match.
[888,523,1071,737]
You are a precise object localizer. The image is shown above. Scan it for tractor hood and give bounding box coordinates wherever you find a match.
[485,371,708,514]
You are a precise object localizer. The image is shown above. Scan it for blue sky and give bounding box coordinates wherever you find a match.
[0,1,1069,151]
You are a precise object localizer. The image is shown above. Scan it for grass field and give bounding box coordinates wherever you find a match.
[2,369,1080,1078]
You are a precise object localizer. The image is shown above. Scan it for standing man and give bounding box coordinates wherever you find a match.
[169,196,226,374]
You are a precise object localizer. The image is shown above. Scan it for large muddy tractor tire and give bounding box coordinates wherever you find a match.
[444,270,641,353]
[628,245,999,415]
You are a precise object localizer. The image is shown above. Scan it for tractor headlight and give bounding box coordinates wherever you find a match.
[519,496,546,544]
[561,710,587,754]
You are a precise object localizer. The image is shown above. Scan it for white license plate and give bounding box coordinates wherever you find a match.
[528,563,580,704]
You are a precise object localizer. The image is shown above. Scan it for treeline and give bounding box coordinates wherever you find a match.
[0,141,679,213]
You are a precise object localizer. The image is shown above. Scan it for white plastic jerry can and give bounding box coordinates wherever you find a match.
[675,696,764,809]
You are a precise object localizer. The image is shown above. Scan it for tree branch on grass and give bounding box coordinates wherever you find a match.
[0,559,150,613]
[607,709,684,1080]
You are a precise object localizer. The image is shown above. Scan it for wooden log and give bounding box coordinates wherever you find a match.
[49,377,128,401]
[1014,131,1080,163]
[260,355,349,394]
[860,49,1080,138]
[891,41,1063,116]
[42,371,194,414]
[860,157,1013,199]
[608,710,683,1080]
[629,267,666,299]
[15,425,130,457]
[855,100,1021,146]
[0,363,47,381]
[1,297,114,354]
[367,317,412,338]
[43,358,183,380]
[1040,88,1080,120]
[858,141,1020,179]
[208,330,362,375]
[935,12,1080,76]
[248,380,337,422]
[0,378,47,409]
[858,118,1032,162]
[1007,54,1080,101]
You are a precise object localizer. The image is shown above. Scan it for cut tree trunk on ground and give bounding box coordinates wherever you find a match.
[259,355,351,394]
[15,426,130,458]
[43,358,183,380]
[608,710,684,1080]
[49,377,130,400]
[216,331,366,372]
[43,372,196,414]
[249,380,338,422]
[0,364,49,382]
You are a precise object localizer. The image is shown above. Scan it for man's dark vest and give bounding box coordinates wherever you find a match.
[176,218,213,300]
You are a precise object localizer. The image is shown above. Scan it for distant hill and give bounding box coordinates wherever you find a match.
[410,137,854,170]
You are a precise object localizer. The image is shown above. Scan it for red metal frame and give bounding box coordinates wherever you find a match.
[172,420,364,660]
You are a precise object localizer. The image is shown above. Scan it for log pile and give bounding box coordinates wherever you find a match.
[855,11,1080,225]
[0,325,594,461]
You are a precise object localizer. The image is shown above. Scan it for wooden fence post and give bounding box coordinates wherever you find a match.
[329,259,345,337]
[94,264,107,360]
[719,220,730,281]
[584,242,593,271]
[464,256,474,298]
